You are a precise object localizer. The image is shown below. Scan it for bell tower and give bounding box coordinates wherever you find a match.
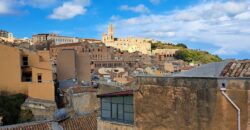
[108,24,114,40]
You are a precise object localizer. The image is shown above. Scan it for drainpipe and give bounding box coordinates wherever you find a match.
[220,87,240,130]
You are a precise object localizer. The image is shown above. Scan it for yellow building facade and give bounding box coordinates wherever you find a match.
[102,24,151,55]
[0,44,55,101]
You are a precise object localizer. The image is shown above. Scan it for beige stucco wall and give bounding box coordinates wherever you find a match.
[0,45,25,93]
[0,45,55,101]
[23,82,55,101]
[76,53,91,82]
[57,50,76,80]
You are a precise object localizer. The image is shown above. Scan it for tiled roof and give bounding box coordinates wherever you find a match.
[0,112,97,130]
[173,60,231,77]
[59,112,97,130]
[0,121,52,130]
[220,60,250,77]
[97,90,133,98]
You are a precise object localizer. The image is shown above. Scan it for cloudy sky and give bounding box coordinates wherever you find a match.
[0,0,250,59]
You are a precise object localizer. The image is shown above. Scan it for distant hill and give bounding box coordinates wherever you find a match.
[151,41,222,64]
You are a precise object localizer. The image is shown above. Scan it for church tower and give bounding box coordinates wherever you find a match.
[108,24,114,40]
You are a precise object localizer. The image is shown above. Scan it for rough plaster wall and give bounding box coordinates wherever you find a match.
[57,50,76,81]
[0,45,24,93]
[72,92,99,115]
[76,53,91,82]
[135,77,250,130]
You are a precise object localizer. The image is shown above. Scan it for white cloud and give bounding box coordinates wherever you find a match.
[150,0,161,5]
[49,0,90,20]
[120,4,150,13]
[0,0,18,15]
[235,11,250,20]
[107,1,250,56]
[0,0,58,15]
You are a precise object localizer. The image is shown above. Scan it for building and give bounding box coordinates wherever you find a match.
[97,67,130,84]
[91,60,139,73]
[50,42,115,61]
[59,87,99,115]
[0,44,55,101]
[152,48,178,62]
[97,73,250,130]
[79,38,102,44]
[50,42,149,64]
[56,49,91,86]
[0,44,56,121]
[32,33,79,45]
[96,60,250,130]
[50,42,141,76]
[102,24,152,55]
[0,30,14,42]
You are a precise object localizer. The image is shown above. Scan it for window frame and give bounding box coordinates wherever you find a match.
[22,56,28,66]
[101,96,134,124]
[37,73,42,83]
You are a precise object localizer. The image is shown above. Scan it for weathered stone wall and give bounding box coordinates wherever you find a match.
[21,98,57,121]
[134,76,250,130]
[97,118,136,130]
[71,92,99,115]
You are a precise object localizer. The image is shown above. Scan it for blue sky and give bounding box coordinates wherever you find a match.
[0,0,250,59]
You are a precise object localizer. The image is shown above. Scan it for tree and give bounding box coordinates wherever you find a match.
[0,91,33,125]
[174,49,222,64]
[176,43,187,48]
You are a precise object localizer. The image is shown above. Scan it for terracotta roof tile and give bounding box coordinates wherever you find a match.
[220,60,250,77]
[0,122,52,130]
[59,112,97,130]
[0,113,97,130]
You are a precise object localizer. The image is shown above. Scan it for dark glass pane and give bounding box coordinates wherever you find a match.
[124,113,134,122]
[101,110,111,119]
[102,97,111,103]
[102,102,111,110]
[118,104,123,120]
[124,96,133,104]
[112,97,123,103]
[124,104,133,112]
[112,104,117,119]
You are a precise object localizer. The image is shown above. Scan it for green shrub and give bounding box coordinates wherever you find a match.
[0,91,33,125]
[174,49,222,64]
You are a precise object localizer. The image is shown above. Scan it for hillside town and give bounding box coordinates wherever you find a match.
[0,23,250,130]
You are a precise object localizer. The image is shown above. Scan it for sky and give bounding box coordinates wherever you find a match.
[0,0,250,59]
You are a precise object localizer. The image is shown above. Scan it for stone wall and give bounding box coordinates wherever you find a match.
[134,76,250,130]
[21,98,57,121]
[97,118,136,130]
[71,92,99,115]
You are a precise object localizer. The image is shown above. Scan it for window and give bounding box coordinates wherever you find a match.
[22,72,32,82]
[37,73,42,83]
[101,96,134,124]
[22,56,28,66]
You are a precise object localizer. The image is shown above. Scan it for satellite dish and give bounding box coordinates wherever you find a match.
[53,108,69,121]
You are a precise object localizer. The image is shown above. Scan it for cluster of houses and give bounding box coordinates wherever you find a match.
[1,25,250,130]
